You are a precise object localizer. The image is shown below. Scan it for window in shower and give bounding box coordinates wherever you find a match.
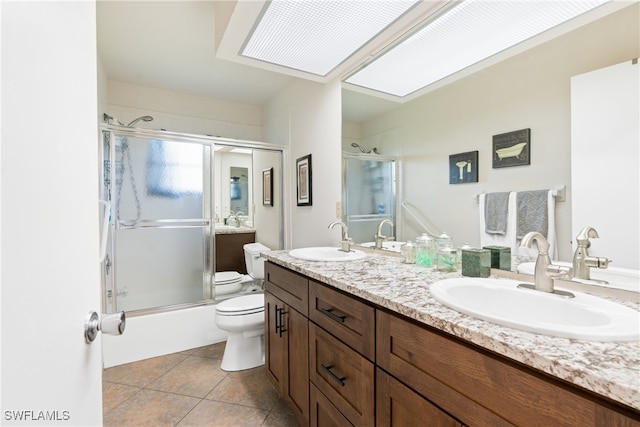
[147,139,203,197]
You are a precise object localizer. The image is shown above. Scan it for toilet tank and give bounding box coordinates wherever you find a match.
[243,243,270,280]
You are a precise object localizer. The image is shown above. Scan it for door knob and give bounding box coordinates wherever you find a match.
[84,310,126,343]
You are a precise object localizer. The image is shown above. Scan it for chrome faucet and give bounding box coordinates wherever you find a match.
[519,231,573,296]
[572,226,611,281]
[374,219,395,249]
[228,211,240,228]
[328,220,353,252]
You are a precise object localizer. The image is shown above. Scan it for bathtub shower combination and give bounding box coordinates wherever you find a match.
[99,123,285,367]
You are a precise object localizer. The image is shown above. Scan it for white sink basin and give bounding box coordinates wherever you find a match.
[430,278,640,341]
[288,247,366,262]
[517,261,640,293]
[215,224,238,230]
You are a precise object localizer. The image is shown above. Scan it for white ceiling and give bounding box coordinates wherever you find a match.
[97,1,626,124]
[97,0,401,123]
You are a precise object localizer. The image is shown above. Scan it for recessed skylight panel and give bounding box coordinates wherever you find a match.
[345,0,609,97]
[242,0,419,76]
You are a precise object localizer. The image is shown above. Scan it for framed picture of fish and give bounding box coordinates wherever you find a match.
[492,128,531,168]
[449,150,478,184]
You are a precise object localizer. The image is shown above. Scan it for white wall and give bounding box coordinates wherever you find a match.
[106,80,263,140]
[354,3,639,262]
[253,149,284,250]
[265,78,343,249]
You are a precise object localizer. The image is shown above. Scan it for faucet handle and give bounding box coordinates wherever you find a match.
[585,256,611,269]
[546,264,573,279]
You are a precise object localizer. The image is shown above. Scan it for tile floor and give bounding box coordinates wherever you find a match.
[102,342,299,427]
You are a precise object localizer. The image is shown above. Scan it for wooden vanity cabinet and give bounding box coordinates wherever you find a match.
[376,310,640,427]
[264,261,639,427]
[215,231,255,274]
[264,262,309,426]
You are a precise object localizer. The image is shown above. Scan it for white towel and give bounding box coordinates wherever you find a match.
[479,193,518,253]
[515,190,557,260]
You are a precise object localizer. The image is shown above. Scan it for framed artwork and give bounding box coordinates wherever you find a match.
[262,167,273,206]
[296,154,312,206]
[492,128,531,168]
[449,151,479,184]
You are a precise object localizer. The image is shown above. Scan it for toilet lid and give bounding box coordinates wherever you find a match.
[216,293,264,313]
[215,271,242,284]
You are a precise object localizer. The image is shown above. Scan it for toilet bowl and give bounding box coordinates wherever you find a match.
[215,242,270,371]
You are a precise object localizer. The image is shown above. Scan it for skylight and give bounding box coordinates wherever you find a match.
[241,0,419,76]
[345,0,610,97]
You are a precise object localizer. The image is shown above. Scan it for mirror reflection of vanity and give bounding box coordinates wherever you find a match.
[213,145,284,272]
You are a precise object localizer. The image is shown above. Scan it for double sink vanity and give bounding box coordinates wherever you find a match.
[262,246,640,426]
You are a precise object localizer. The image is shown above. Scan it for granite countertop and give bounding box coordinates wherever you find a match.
[214,226,255,235]
[263,249,640,412]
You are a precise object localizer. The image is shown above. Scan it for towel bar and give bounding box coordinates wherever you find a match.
[474,185,565,202]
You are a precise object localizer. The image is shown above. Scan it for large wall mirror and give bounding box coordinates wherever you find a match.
[214,144,284,251]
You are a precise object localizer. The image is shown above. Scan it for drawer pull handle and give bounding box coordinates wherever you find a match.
[319,307,346,323]
[274,305,280,334]
[321,364,345,387]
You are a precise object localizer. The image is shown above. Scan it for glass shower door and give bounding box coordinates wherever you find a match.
[102,131,214,313]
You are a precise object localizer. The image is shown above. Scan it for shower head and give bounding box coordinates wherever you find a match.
[351,142,379,154]
[351,143,366,153]
[127,115,154,127]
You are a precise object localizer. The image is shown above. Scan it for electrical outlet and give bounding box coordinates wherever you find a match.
[335,201,342,218]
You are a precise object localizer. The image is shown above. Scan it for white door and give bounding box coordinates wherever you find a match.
[1,2,103,425]
[571,60,640,270]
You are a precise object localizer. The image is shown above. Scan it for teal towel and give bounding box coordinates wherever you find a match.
[516,190,549,239]
[484,192,510,235]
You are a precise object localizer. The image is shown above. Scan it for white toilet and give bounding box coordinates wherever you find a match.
[215,242,270,371]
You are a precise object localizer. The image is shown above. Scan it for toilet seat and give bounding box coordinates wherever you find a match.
[215,271,242,284]
[216,293,264,316]
[214,271,244,296]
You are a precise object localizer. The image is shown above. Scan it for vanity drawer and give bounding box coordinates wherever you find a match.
[309,323,374,426]
[309,280,375,360]
[265,262,308,315]
[310,383,353,427]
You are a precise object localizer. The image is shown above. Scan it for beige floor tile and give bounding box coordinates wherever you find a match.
[148,356,228,398]
[177,400,269,427]
[261,409,300,427]
[103,389,200,427]
[102,381,142,415]
[103,353,188,388]
[205,366,279,410]
[268,398,294,415]
[191,342,226,359]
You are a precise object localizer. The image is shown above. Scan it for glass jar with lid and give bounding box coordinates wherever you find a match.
[401,241,416,264]
[415,233,435,267]
[435,232,457,272]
